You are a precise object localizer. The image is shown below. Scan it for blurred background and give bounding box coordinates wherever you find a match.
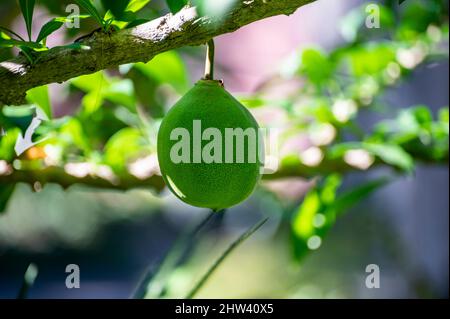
[0,0,448,298]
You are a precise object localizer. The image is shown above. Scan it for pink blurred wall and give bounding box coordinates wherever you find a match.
[214,0,356,93]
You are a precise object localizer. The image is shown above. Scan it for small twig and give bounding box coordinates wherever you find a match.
[186,217,269,299]
[131,210,218,299]
[17,263,38,299]
[74,27,103,43]
[203,39,215,80]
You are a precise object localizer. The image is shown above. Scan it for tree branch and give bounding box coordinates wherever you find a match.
[0,166,166,192]
[0,0,315,106]
[0,149,447,192]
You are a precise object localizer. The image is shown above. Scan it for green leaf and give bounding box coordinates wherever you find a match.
[291,175,342,261]
[192,0,238,19]
[320,174,342,204]
[104,127,147,173]
[125,18,150,28]
[363,143,414,172]
[26,85,52,119]
[19,0,35,41]
[0,128,20,162]
[102,0,131,20]
[73,74,135,110]
[126,0,151,12]
[348,44,396,77]
[333,178,390,217]
[71,71,107,92]
[103,0,150,27]
[18,45,37,64]
[71,72,114,115]
[238,97,266,108]
[0,184,15,214]
[36,19,65,43]
[292,190,321,240]
[0,26,26,41]
[0,38,42,49]
[330,142,415,172]
[299,48,334,85]
[438,108,449,124]
[133,50,189,93]
[291,175,389,262]
[103,79,136,109]
[59,118,91,154]
[105,10,136,23]
[166,0,189,14]
[75,0,105,27]
[82,91,104,115]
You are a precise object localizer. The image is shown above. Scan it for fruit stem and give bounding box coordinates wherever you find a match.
[204,39,215,80]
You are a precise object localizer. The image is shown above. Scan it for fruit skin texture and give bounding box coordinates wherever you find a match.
[157,80,262,210]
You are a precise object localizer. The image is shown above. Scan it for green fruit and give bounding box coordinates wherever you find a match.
[157,80,263,210]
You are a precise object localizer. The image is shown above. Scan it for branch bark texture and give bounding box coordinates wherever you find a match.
[0,0,315,105]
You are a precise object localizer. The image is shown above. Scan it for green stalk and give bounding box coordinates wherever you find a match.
[186,217,269,299]
[131,210,218,299]
[17,263,38,299]
[204,39,215,80]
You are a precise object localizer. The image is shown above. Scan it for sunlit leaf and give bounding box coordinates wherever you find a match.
[0,38,42,49]
[104,0,151,27]
[102,0,131,20]
[193,0,238,19]
[292,190,320,240]
[438,108,449,124]
[60,118,91,154]
[72,72,107,115]
[0,128,20,161]
[82,91,104,115]
[104,127,147,172]
[291,174,389,262]
[103,79,136,109]
[291,175,342,261]
[166,0,189,14]
[364,143,414,172]
[26,85,52,119]
[331,141,414,172]
[348,44,396,77]
[133,50,189,93]
[320,174,342,204]
[126,0,151,13]
[71,71,108,92]
[298,48,334,86]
